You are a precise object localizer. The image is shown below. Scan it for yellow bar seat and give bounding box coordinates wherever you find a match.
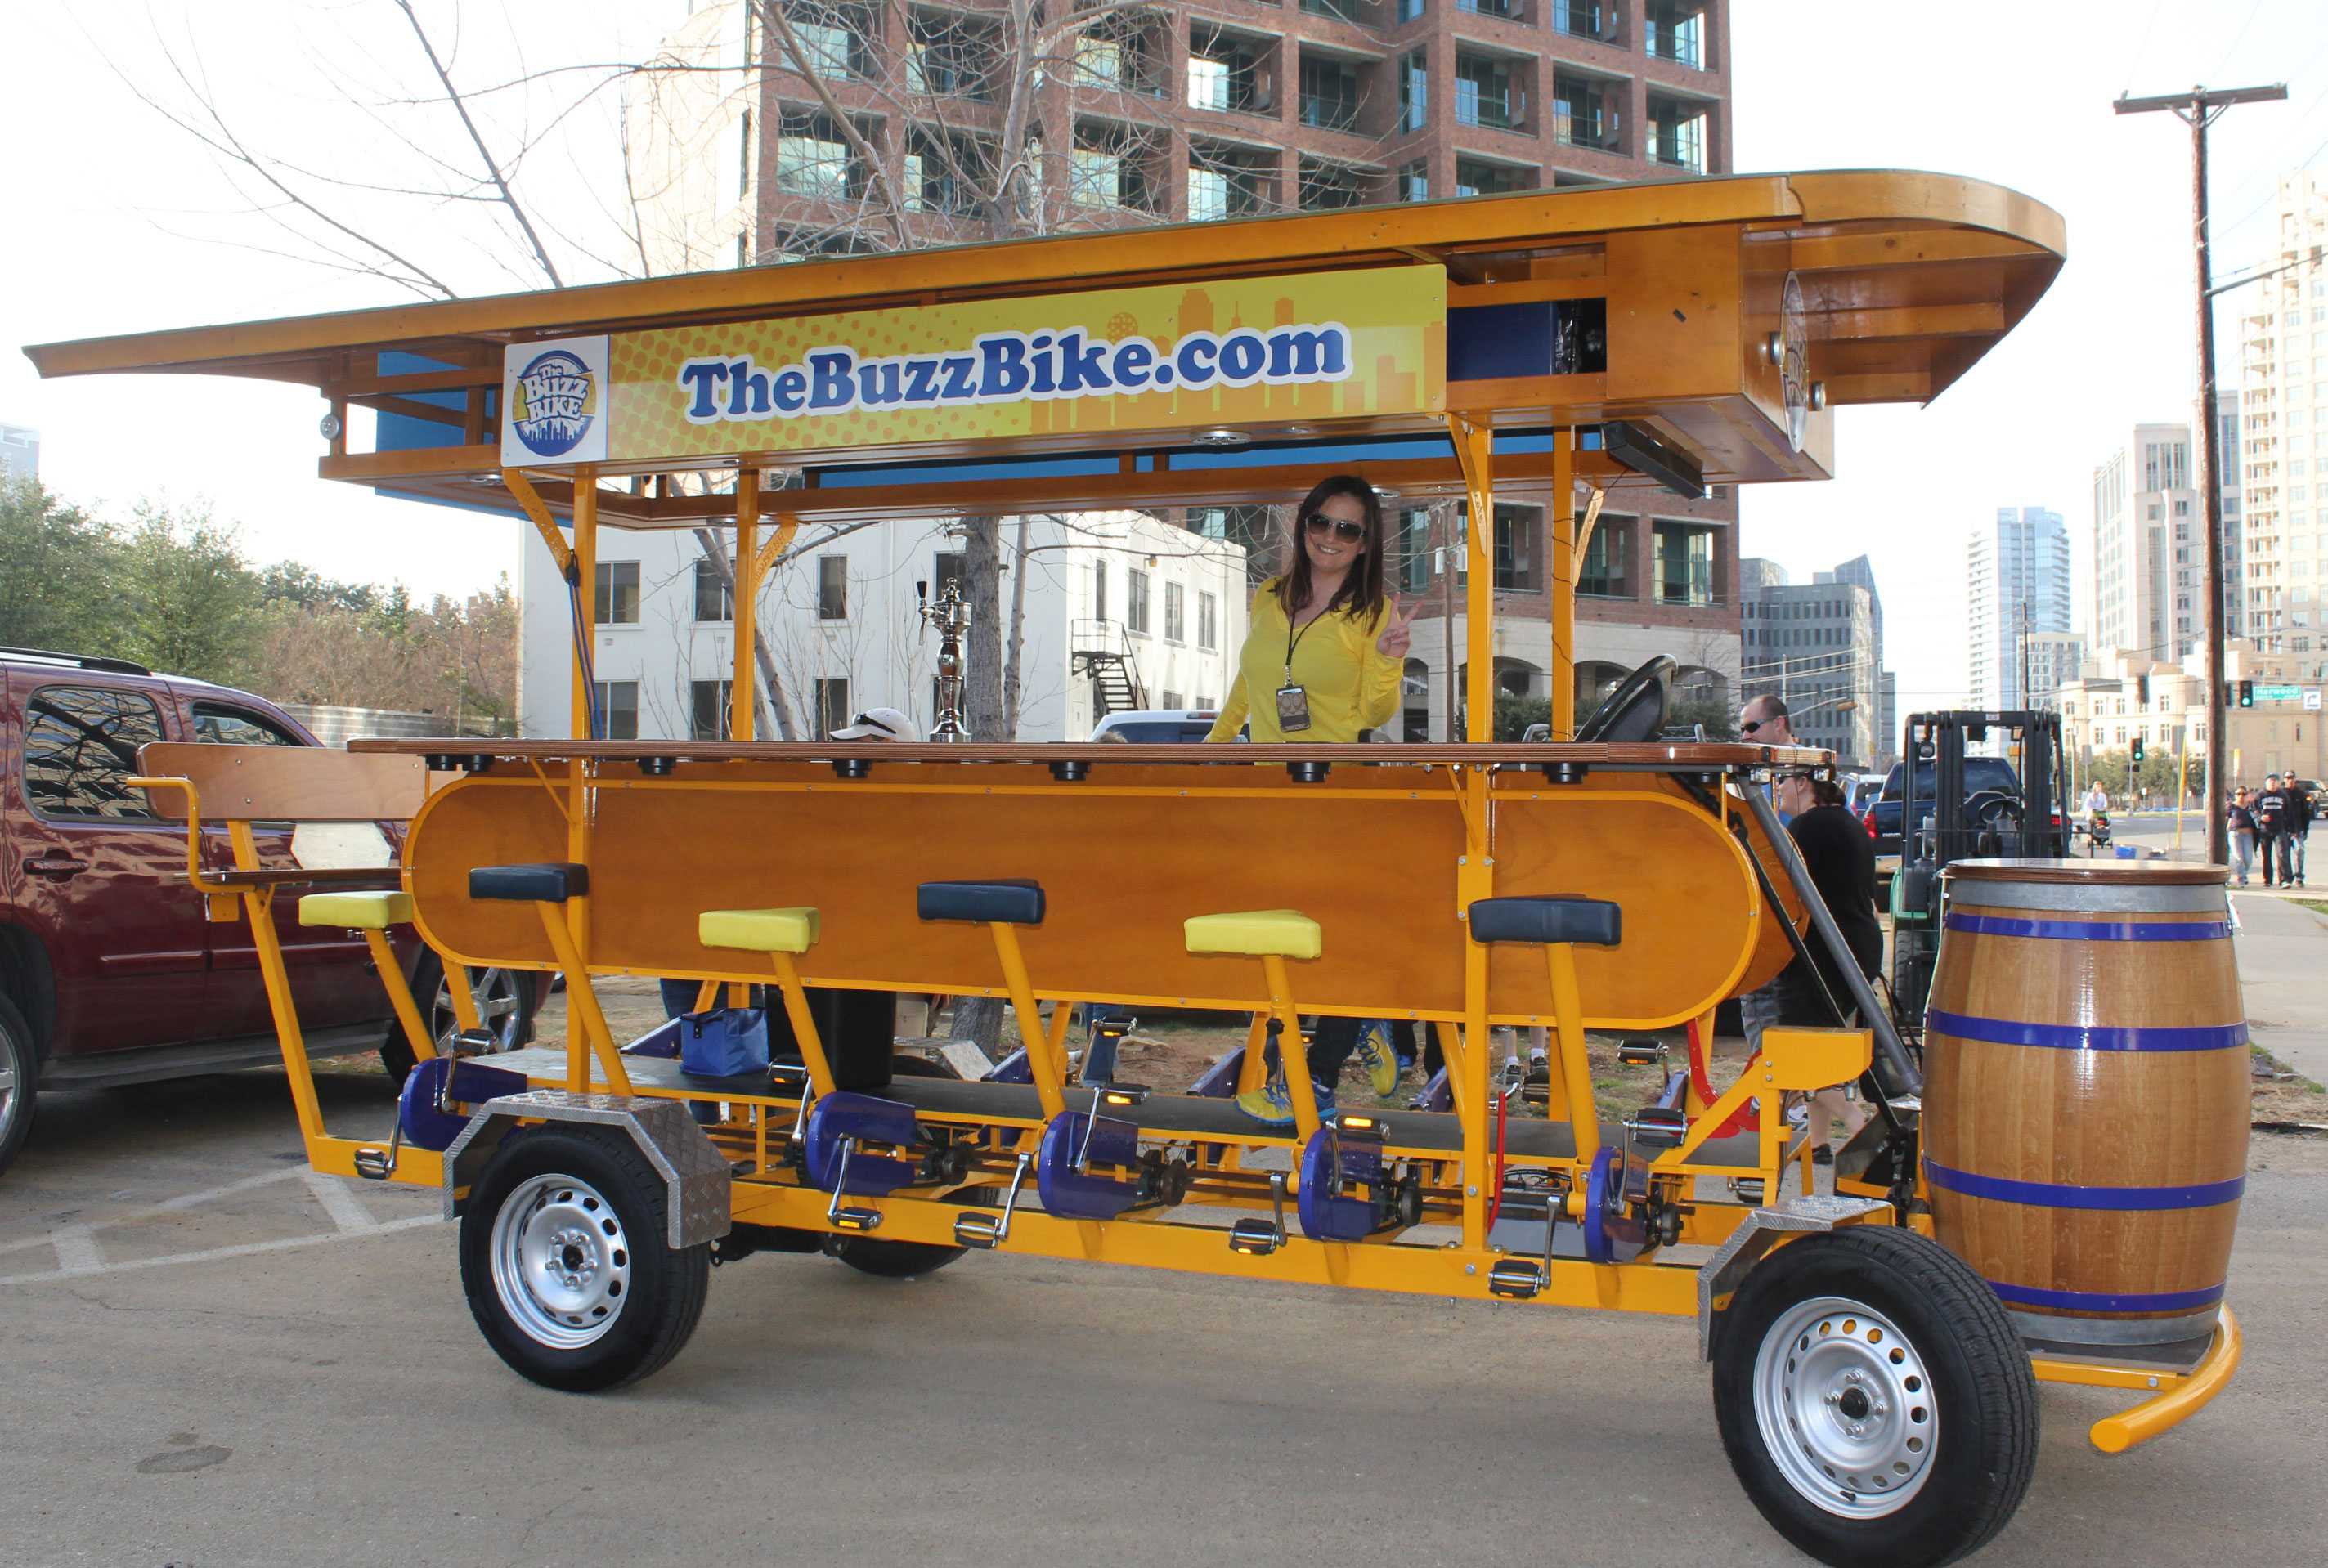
[699,906,835,1096]
[298,889,415,929]
[1182,910,1322,961]
[1185,910,1326,1139]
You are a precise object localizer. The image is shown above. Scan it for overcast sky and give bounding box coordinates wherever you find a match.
[4,1,2326,709]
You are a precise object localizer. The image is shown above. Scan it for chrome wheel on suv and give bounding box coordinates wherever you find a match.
[381,953,535,1083]
[0,995,38,1180]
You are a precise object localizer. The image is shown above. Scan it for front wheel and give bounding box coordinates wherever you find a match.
[460,1124,709,1391]
[1712,1226,2038,1568]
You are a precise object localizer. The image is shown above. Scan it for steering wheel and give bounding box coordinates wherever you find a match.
[1574,656,1675,744]
[1962,788,2024,857]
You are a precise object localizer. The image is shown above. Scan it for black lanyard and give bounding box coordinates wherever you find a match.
[1284,604,1326,679]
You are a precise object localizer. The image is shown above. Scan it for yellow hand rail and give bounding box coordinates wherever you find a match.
[125,775,228,894]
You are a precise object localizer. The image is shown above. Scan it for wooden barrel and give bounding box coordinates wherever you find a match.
[1922,858,2247,1351]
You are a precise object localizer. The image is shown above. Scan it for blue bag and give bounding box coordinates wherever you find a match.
[678,1007,770,1077]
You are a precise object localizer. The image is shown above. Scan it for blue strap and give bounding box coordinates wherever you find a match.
[1924,1157,2245,1211]
[1985,1278,2226,1314]
[1923,1008,2248,1052]
[1943,913,2228,942]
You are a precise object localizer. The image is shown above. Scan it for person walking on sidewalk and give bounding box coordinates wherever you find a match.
[2256,774,2290,887]
[2281,777,2299,884]
[2229,790,2259,886]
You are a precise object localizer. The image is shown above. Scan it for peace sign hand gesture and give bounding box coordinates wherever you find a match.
[1376,596,1424,657]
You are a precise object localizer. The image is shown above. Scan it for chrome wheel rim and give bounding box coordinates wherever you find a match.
[488,1174,630,1348]
[434,966,523,1052]
[1755,1295,1936,1517]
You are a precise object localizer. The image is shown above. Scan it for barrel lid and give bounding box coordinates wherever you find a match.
[1943,857,2227,886]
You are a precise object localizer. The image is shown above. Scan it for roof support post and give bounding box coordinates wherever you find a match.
[733,468,760,741]
[567,468,599,976]
[1551,428,1576,741]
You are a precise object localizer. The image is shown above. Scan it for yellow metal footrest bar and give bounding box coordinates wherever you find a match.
[2029,1304,2242,1454]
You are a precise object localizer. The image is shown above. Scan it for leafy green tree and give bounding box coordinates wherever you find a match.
[1495,692,1552,741]
[115,502,262,683]
[1668,699,1739,741]
[258,560,378,614]
[0,477,124,655]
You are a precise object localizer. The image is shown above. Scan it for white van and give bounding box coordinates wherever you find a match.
[1089,709,1225,742]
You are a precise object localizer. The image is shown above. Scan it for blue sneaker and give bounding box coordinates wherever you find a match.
[1235,1077,1338,1128]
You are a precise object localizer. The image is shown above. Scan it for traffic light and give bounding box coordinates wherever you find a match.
[2131,736,2146,764]
[2240,680,2255,707]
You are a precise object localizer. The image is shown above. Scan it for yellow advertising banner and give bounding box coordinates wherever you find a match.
[597,265,1445,464]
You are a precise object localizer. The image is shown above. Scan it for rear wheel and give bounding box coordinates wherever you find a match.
[460,1124,709,1391]
[0,993,39,1180]
[384,952,535,1085]
[1713,1225,2038,1568]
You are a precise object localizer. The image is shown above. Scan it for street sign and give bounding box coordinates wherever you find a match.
[2257,683,2302,701]
[2308,688,2323,712]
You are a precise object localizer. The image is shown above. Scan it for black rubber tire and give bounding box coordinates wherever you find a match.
[460,1124,710,1391]
[384,952,538,1085]
[0,992,39,1180]
[1712,1226,2039,1568]
[824,1182,1000,1279]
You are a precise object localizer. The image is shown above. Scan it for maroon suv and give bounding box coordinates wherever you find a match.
[0,647,533,1177]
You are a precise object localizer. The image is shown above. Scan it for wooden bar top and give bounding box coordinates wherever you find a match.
[349,737,1837,771]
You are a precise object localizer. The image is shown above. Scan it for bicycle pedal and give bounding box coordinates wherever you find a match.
[831,1206,883,1233]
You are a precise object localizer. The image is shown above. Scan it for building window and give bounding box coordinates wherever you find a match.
[594,561,640,625]
[784,6,873,82]
[1164,580,1186,643]
[910,7,1000,100]
[1648,96,1707,172]
[1189,143,1272,219]
[1645,2,1707,69]
[1454,52,1523,132]
[933,552,967,600]
[818,556,848,620]
[1397,159,1429,202]
[1198,589,1218,650]
[1093,560,1109,623]
[1400,51,1428,133]
[592,681,639,741]
[693,558,733,622]
[1187,28,1271,114]
[1298,156,1369,211]
[906,129,993,215]
[691,679,733,741]
[1160,688,1184,710]
[1579,516,1631,598]
[814,678,850,740]
[1495,504,1541,592]
[774,110,867,199]
[1397,508,1432,593]
[1128,568,1152,634]
[1298,52,1361,132]
[1550,73,1613,150]
[1455,158,1532,197]
[1653,522,1714,607]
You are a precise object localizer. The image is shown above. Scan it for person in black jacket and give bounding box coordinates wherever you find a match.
[1773,772,1885,1160]
[2256,774,2289,887]
[2284,782,2313,888]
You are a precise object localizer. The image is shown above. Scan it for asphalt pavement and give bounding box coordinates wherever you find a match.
[2,975,2326,1566]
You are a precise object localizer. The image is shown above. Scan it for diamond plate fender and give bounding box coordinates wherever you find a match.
[1698,1194,1892,1363]
[442,1089,732,1250]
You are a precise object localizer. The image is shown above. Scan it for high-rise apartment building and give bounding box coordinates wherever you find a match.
[2236,169,2328,654]
[1826,553,1891,756]
[1968,505,2070,710]
[2092,423,2207,665]
[1740,557,1884,768]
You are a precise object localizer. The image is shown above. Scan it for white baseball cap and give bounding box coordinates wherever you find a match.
[831,706,920,742]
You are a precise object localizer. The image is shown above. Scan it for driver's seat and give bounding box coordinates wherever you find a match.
[1573,656,1676,744]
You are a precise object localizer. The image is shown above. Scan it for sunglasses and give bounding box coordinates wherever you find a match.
[1739,717,1771,735]
[1303,513,1366,543]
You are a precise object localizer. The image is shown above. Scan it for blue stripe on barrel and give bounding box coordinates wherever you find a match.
[1942,912,2231,942]
[1985,1279,2227,1314]
[1923,1007,2248,1052]
[1923,1157,2245,1211]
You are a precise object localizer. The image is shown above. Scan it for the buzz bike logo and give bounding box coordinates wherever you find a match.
[509,348,599,456]
[675,323,1354,424]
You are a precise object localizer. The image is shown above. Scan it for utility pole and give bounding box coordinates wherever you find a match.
[2115,82,2286,867]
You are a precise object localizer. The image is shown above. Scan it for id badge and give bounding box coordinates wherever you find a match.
[1275,683,1312,733]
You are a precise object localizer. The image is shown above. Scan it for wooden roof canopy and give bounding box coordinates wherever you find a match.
[25,169,2061,529]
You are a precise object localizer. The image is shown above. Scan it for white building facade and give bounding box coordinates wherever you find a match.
[518,509,1247,742]
[2093,423,2201,665]
[1968,505,2070,710]
[2236,169,2328,653]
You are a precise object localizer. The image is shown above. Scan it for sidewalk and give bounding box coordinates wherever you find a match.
[2232,889,2328,1086]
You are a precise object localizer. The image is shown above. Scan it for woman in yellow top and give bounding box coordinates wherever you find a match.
[1204,474,1419,745]
[1209,475,1420,1125]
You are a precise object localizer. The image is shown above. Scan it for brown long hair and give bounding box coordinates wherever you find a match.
[1274,474,1387,624]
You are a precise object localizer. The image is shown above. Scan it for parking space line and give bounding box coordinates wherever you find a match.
[0,1167,309,1259]
[300,1168,379,1235]
[49,1225,101,1276]
[0,1214,439,1286]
